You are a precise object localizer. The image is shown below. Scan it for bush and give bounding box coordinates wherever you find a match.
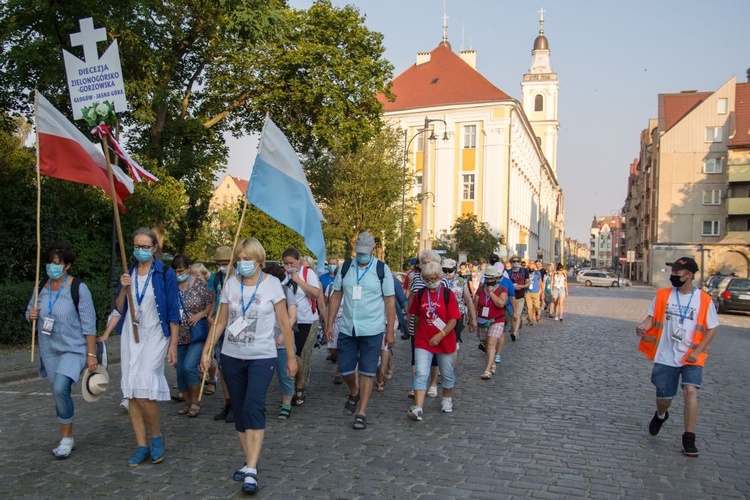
[0,281,115,346]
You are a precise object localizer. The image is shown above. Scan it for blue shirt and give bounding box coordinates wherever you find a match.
[319,272,335,293]
[117,259,180,337]
[529,270,542,293]
[333,259,395,337]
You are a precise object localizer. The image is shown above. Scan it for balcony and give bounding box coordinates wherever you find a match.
[728,162,750,183]
[727,197,750,215]
[726,231,750,243]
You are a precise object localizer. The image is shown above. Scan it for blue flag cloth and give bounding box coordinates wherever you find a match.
[247,116,326,273]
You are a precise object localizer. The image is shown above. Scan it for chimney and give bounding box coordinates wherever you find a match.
[416,52,431,66]
[460,50,477,69]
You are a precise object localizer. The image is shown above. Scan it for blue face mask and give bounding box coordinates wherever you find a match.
[327,264,337,273]
[237,260,256,277]
[46,263,64,280]
[356,253,371,265]
[176,274,188,283]
[133,248,152,263]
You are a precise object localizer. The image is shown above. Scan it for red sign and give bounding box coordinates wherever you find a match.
[619,257,627,264]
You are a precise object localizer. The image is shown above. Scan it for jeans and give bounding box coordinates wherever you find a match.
[177,342,204,392]
[413,348,455,391]
[51,373,74,424]
[275,348,295,396]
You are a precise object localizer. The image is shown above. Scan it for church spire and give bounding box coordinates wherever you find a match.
[441,0,449,46]
[538,7,545,36]
[533,7,549,51]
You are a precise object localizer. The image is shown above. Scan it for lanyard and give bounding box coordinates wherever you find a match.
[240,272,263,317]
[134,263,154,307]
[426,285,442,314]
[178,277,192,317]
[484,287,492,307]
[674,287,696,324]
[355,259,374,284]
[47,274,68,314]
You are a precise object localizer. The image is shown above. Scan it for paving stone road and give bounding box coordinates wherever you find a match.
[0,283,748,498]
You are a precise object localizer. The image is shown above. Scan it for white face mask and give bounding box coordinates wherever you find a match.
[426,281,440,290]
[219,266,228,274]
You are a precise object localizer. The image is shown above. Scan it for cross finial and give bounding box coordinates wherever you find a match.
[538,7,546,34]
[69,17,107,64]
[442,0,449,44]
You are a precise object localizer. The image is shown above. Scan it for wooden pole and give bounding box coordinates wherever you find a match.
[197,196,249,401]
[99,132,139,343]
[31,102,42,362]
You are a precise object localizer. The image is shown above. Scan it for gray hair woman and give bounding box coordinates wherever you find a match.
[26,245,97,458]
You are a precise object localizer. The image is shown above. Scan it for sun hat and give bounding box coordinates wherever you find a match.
[82,366,110,403]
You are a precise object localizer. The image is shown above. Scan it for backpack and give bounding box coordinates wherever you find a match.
[38,277,82,315]
[294,266,317,314]
[340,259,386,293]
[417,284,452,309]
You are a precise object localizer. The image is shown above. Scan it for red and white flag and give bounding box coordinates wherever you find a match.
[35,90,134,210]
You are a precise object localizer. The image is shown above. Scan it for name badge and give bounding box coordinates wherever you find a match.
[433,317,447,331]
[42,317,55,335]
[671,326,686,342]
[352,285,362,300]
[481,307,490,317]
[227,317,249,338]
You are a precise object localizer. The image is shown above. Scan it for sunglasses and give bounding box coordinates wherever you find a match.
[442,268,456,273]
[510,260,520,263]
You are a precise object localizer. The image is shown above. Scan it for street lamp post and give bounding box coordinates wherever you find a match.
[400,127,429,269]
[419,117,449,252]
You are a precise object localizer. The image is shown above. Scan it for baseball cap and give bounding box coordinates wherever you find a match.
[354,232,375,254]
[666,257,699,273]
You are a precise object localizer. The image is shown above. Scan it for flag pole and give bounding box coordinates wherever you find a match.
[99,132,139,343]
[31,93,42,362]
[198,196,250,401]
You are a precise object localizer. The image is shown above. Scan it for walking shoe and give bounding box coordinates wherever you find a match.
[225,406,235,423]
[53,437,75,459]
[427,386,438,398]
[682,432,699,457]
[478,342,486,352]
[647,411,669,436]
[510,332,516,342]
[120,398,130,413]
[407,389,414,399]
[151,436,166,464]
[441,397,453,413]
[494,354,501,363]
[407,405,423,421]
[214,404,231,421]
[128,446,151,466]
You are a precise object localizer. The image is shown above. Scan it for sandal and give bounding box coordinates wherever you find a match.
[171,393,185,403]
[243,471,259,494]
[343,393,360,416]
[352,413,367,430]
[481,371,492,380]
[490,364,496,374]
[278,404,292,420]
[187,402,202,418]
[376,381,385,392]
[292,387,306,406]
[177,403,191,415]
[204,382,216,396]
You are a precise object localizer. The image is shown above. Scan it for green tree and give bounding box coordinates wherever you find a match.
[449,214,504,263]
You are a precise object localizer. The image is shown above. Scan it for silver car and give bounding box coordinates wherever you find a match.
[577,270,627,287]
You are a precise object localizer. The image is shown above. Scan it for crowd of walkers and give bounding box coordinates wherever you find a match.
[25,229,577,494]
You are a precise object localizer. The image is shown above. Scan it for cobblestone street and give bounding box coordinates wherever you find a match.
[0,283,748,498]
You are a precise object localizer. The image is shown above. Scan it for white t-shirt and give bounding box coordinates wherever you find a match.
[648,288,719,367]
[220,274,285,360]
[285,267,320,324]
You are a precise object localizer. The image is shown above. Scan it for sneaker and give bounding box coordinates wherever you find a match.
[214,404,231,421]
[441,397,453,413]
[407,405,423,421]
[225,406,235,423]
[647,411,669,436]
[407,389,414,399]
[510,333,516,342]
[682,432,699,457]
[120,398,130,413]
[494,354,501,363]
[427,386,438,398]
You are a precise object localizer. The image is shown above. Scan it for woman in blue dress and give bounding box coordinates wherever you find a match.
[26,245,97,459]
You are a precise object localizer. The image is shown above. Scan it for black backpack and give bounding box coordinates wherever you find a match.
[38,277,83,315]
[417,284,452,308]
[340,259,386,292]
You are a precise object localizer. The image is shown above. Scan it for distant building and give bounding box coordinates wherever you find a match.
[589,215,624,270]
[377,12,564,263]
[211,175,248,210]
[624,76,750,285]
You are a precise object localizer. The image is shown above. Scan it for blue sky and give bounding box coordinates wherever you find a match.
[226,0,750,242]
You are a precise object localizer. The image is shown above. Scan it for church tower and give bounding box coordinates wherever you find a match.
[521,8,560,174]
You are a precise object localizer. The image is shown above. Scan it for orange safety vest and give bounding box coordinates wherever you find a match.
[638,287,712,366]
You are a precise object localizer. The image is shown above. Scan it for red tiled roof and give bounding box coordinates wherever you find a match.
[232,176,248,194]
[729,82,750,148]
[378,43,511,112]
[660,92,711,132]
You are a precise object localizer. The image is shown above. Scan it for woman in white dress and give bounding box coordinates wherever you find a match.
[116,228,179,466]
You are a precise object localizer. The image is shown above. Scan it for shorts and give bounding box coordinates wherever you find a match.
[327,320,340,350]
[512,297,526,319]
[410,333,438,367]
[477,321,504,341]
[552,288,566,299]
[651,363,703,399]
[337,331,383,377]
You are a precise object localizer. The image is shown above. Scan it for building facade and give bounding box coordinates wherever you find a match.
[378,16,564,263]
[589,215,624,271]
[210,175,248,210]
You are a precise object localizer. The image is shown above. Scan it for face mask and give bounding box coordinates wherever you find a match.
[176,274,188,283]
[284,265,296,274]
[327,264,337,273]
[218,266,228,274]
[669,274,684,288]
[46,263,64,280]
[133,248,152,263]
[237,260,256,277]
[427,281,440,290]
[485,280,497,286]
[356,253,371,265]
[512,262,520,268]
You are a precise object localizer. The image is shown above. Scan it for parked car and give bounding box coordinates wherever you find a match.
[712,277,750,314]
[576,270,628,287]
[702,273,731,295]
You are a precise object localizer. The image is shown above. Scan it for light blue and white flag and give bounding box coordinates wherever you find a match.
[247,116,326,273]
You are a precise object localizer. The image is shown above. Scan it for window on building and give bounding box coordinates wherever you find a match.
[462,174,475,200]
[718,98,728,115]
[702,189,721,205]
[702,220,720,236]
[705,126,723,143]
[416,175,423,188]
[416,134,424,152]
[534,94,544,112]
[703,157,724,174]
[463,125,477,149]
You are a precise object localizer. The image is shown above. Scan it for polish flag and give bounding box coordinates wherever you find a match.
[35,90,134,211]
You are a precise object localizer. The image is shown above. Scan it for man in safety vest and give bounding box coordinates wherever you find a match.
[635,256,719,457]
